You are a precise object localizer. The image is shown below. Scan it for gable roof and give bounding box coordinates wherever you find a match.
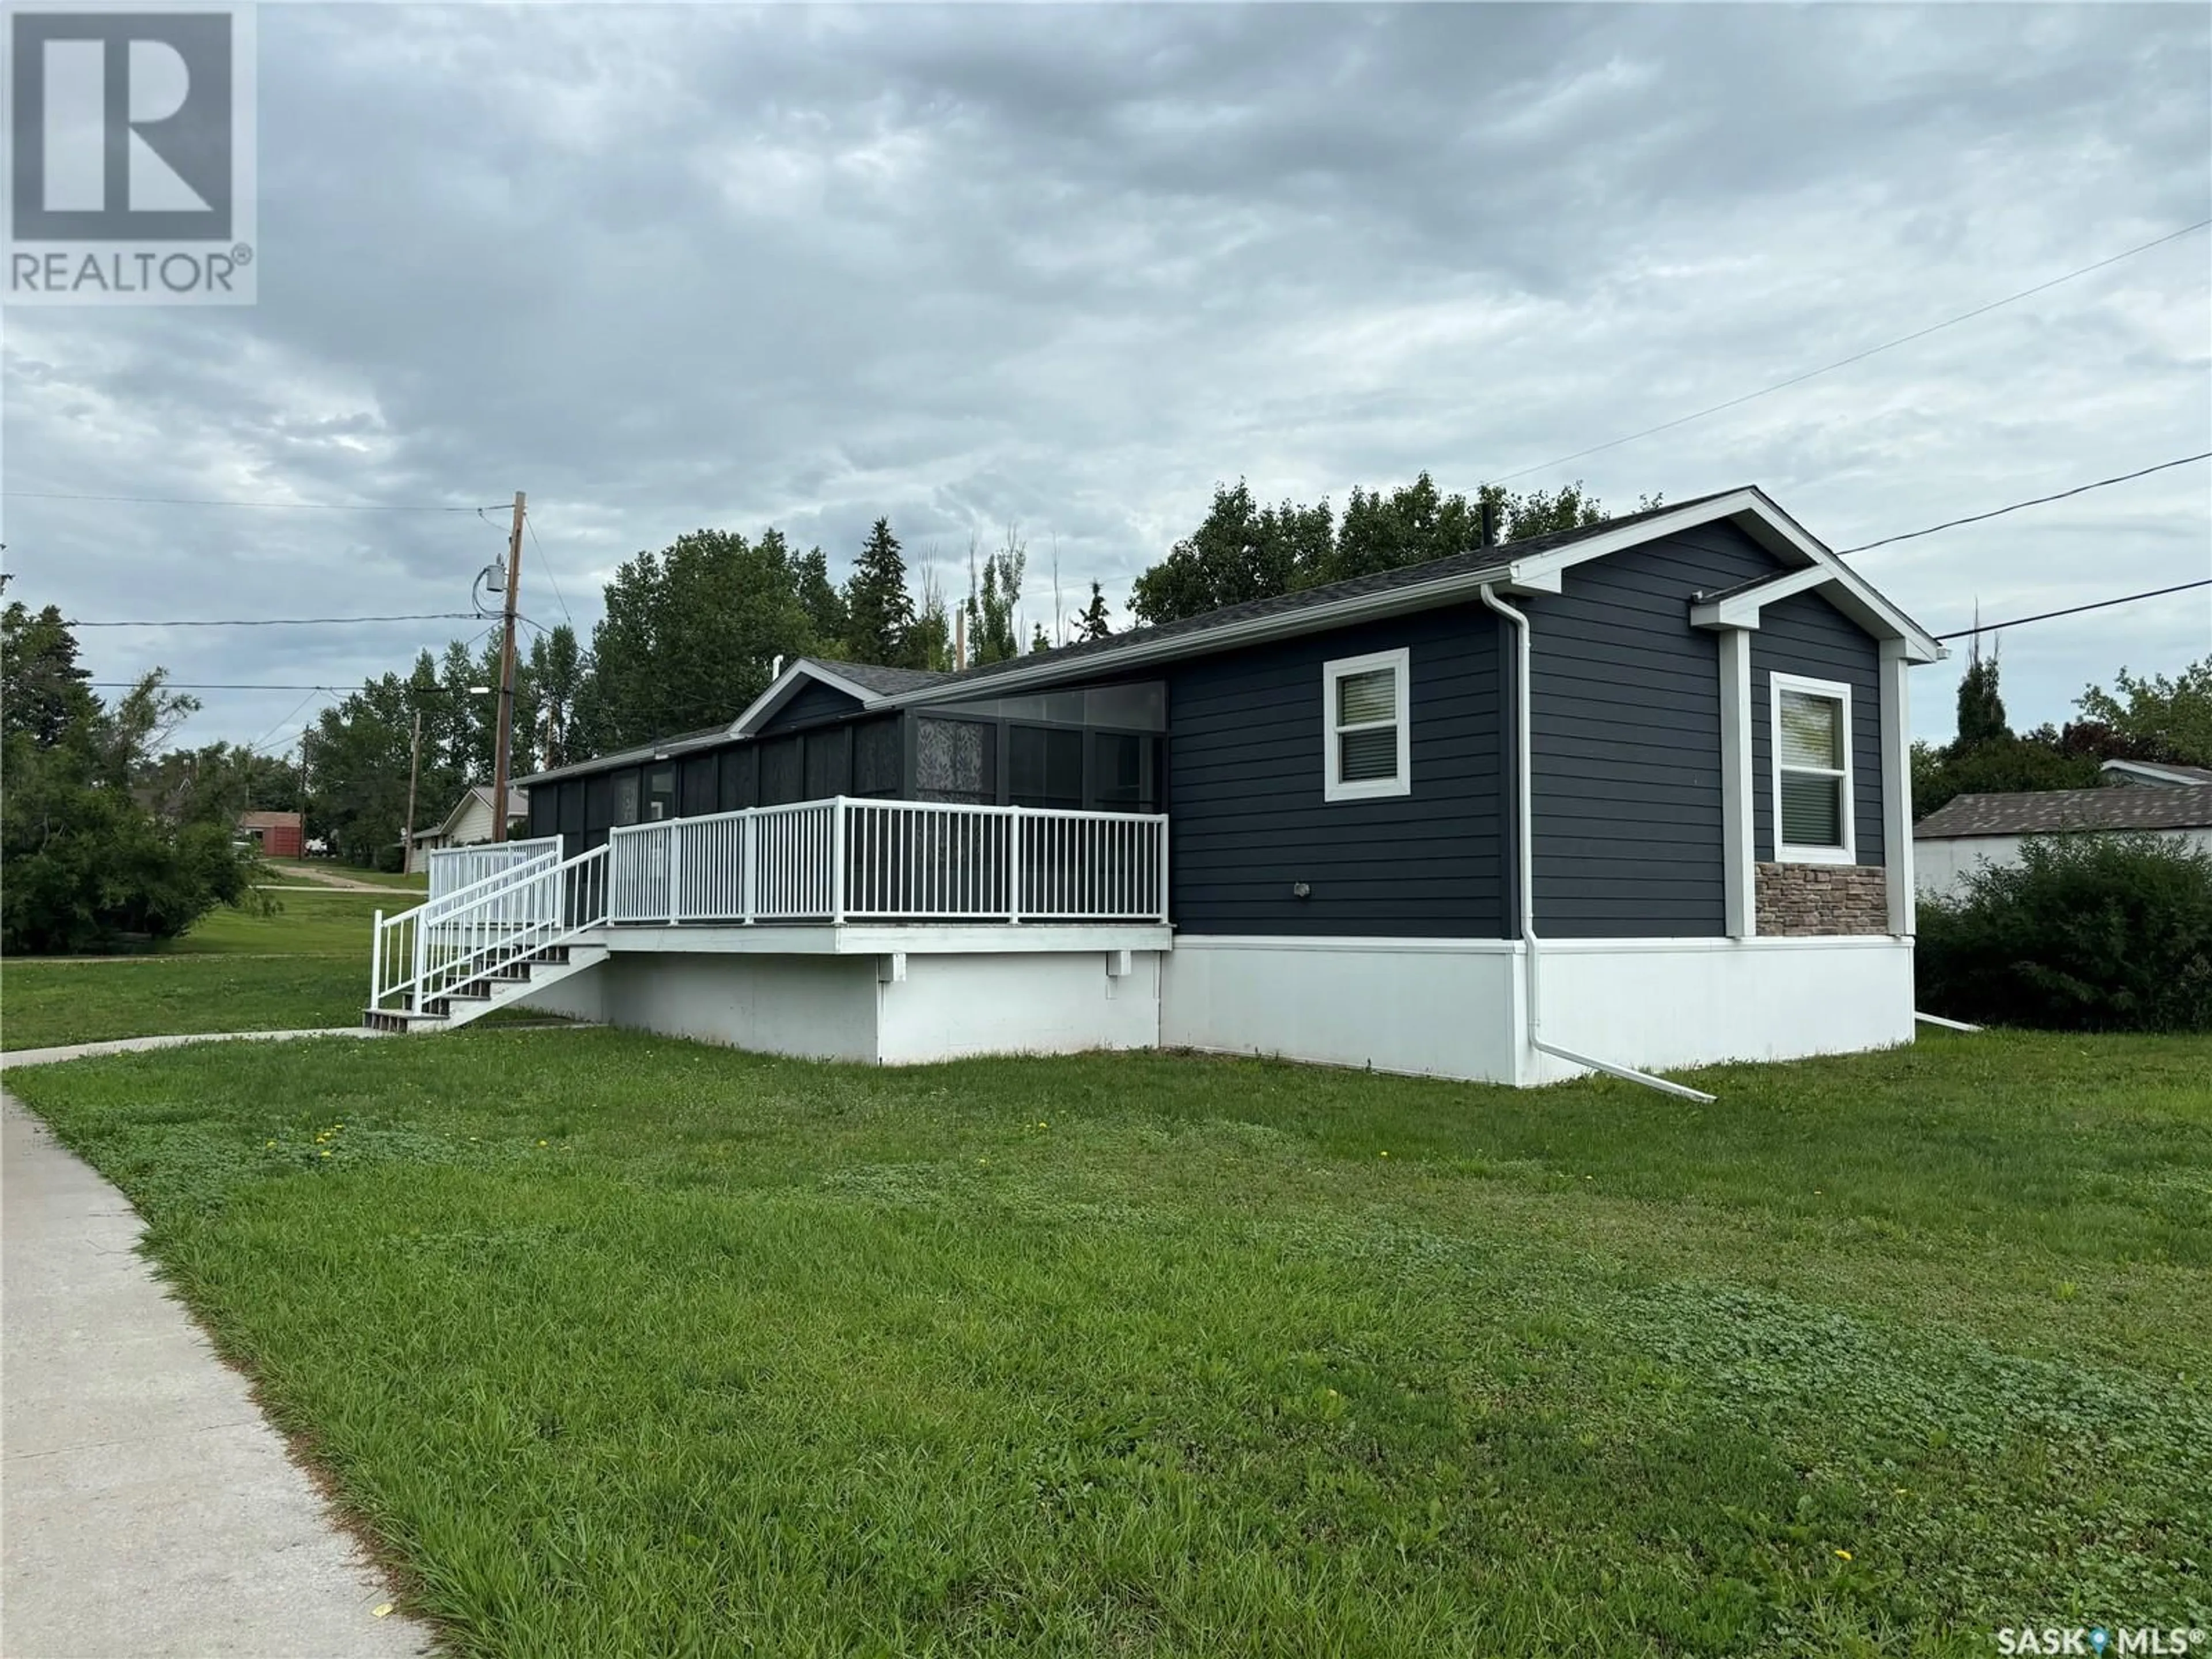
[2100,757,2212,787]
[1914,785,2212,838]
[539,484,1947,777]
[237,810,301,830]
[414,783,531,841]
[875,484,1941,707]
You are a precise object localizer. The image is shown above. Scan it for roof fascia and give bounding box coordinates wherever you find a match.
[729,660,885,737]
[1510,488,1945,664]
[884,559,1514,706]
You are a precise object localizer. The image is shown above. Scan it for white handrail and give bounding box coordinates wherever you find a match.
[426,836,561,900]
[370,842,609,1017]
[601,798,1169,927]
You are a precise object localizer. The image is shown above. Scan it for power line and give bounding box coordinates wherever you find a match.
[1839,453,2212,555]
[524,511,577,632]
[5,490,505,512]
[1934,579,2211,641]
[70,611,481,628]
[88,680,347,690]
[1488,217,2212,487]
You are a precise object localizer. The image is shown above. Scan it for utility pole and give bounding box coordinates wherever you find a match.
[490,490,525,843]
[400,709,422,873]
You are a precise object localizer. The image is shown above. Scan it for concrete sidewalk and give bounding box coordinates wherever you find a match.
[2,1075,435,1657]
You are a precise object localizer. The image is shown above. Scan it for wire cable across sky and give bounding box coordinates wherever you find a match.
[1838,452,2212,555]
[1487,217,2212,486]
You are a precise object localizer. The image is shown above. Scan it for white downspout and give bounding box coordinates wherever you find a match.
[1478,583,1715,1104]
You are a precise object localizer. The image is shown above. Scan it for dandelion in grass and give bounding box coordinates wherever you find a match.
[1834,1549,1852,1560]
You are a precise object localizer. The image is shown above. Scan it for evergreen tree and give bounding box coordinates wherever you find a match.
[1954,652,2009,751]
[1029,622,1052,655]
[842,518,915,666]
[1074,581,1113,641]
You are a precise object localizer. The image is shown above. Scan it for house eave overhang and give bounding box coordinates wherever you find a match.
[885,488,1943,706]
[728,659,887,738]
[1664,491,1946,663]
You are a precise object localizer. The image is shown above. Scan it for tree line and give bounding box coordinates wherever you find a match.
[1913,649,2212,816]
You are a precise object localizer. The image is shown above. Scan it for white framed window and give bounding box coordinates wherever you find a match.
[1770,672,1854,864]
[1323,647,1411,802]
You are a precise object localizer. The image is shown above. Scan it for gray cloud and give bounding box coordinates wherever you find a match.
[6,3,2206,751]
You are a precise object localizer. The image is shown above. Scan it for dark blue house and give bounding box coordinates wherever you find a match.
[372,487,1942,1090]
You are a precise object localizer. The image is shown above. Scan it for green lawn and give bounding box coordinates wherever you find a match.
[0,955,369,1050]
[2,889,388,1050]
[7,1028,2206,1656]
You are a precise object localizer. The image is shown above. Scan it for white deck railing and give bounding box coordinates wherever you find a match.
[372,843,609,1016]
[605,797,1168,926]
[426,836,563,902]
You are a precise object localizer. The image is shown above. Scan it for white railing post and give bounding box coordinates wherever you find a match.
[411,912,427,1013]
[371,910,384,1010]
[831,798,847,924]
[743,808,757,924]
[668,820,683,926]
[1156,815,1170,923]
[1008,808,1023,924]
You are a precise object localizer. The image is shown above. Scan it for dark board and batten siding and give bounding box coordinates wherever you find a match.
[1164,607,1506,938]
[756,680,865,735]
[1526,524,1777,938]
[1749,590,1884,866]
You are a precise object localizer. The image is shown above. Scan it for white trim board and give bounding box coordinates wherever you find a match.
[1769,671,1856,865]
[729,658,890,738]
[589,922,1175,956]
[1321,646,1412,803]
[880,490,1942,708]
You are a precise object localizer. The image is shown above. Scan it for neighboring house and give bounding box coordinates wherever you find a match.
[406,785,529,873]
[237,810,303,858]
[1913,785,2212,899]
[371,485,1945,1086]
[2099,757,2212,787]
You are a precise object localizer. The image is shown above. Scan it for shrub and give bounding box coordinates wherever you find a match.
[1915,832,2212,1032]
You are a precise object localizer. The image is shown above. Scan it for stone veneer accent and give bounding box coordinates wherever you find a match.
[1756,862,1890,936]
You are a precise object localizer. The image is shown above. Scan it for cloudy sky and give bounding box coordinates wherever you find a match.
[5,2,2207,755]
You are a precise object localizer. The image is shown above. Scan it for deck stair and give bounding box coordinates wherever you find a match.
[361,942,607,1033]
[365,842,609,1035]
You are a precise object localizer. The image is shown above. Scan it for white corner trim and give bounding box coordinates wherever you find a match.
[1321,646,1412,803]
[1770,671,1856,866]
[1718,630,1755,937]
[1878,638,1914,935]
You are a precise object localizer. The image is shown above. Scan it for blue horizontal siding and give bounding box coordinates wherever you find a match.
[1165,606,1506,937]
[1527,524,1778,938]
[1751,590,1884,866]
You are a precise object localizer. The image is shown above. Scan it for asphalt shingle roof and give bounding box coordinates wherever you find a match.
[810,660,955,695]
[1913,785,2212,838]
[903,487,1746,698]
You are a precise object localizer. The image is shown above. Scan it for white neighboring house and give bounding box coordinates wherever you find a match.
[1912,784,2212,900]
[406,785,529,873]
[2099,757,2212,787]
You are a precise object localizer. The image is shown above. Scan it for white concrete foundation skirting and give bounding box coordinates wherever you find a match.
[523,933,1914,1085]
[1525,934,1916,1084]
[1161,937,1524,1082]
[518,949,1161,1065]
[1162,933,1915,1086]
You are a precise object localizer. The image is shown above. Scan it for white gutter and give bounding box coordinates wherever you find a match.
[1478,583,1717,1104]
